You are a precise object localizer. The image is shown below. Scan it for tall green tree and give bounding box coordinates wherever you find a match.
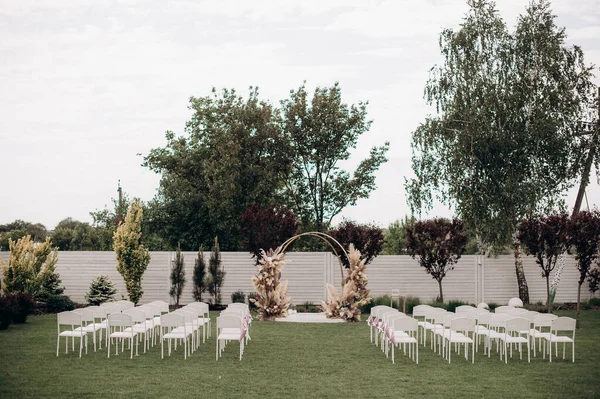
[90,182,131,251]
[0,220,47,251]
[113,200,151,304]
[279,82,389,232]
[382,216,415,255]
[405,0,596,303]
[192,245,208,302]
[52,218,101,251]
[207,237,225,305]
[0,235,62,300]
[169,243,185,307]
[144,87,290,250]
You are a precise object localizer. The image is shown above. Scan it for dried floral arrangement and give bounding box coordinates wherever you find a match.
[321,244,371,322]
[249,247,291,320]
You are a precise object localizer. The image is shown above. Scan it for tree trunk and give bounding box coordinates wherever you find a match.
[546,276,552,313]
[512,239,530,304]
[437,280,444,303]
[573,87,599,216]
[576,282,582,329]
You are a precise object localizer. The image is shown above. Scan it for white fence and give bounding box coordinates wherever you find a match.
[0,251,591,305]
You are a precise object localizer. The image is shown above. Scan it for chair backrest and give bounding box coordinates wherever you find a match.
[384,312,405,327]
[494,306,512,314]
[533,313,558,328]
[217,314,242,330]
[57,311,82,327]
[434,311,450,325]
[551,317,576,332]
[507,307,529,316]
[73,308,95,324]
[443,313,461,328]
[123,309,146,323]
[116,300,135,311]
[456,305,475,314]
[393,316,418,333]
[161,312,185,329]
[374,306,394,320]
[425,308,445,323]
[174,309,196,323]
[228,303,249,311]
[489,313,511,329]
[87,305,106,318]
[370,305,387,318]
[412,304,432,318]
[476,311,491,325]
[108,313,133,328]
[450,317,475,333]
[505,317,530,334]
[150,301,169,314]
[142,304,161,318]
[103,303,122,315]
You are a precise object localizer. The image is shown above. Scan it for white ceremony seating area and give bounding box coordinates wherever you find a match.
[56,300,215,360]
[367,301,577,364]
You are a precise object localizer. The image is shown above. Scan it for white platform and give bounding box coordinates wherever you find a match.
[275,312,345,323]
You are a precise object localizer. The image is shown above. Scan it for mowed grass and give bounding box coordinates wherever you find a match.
[1,310,599,399]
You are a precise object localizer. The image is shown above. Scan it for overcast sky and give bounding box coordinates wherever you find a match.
[1,0,599,230]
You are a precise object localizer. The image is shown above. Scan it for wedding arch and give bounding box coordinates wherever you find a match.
[250,232,371,322]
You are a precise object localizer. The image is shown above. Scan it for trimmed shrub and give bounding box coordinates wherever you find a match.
[231,290,245,304]
[0,295,16,330]
[404,296,421,314]
[12,293,35,323]
[45,294,75,313]
[85,275,117,306]
[589,297,600,307]
[444,300,469,313]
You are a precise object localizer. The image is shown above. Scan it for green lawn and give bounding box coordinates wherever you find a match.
[1,310,599,399]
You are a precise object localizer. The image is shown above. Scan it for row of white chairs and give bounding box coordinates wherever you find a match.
[370,304,576,364]
[368,306,419,364]
[56,300,212,359]
[215,303,252,361]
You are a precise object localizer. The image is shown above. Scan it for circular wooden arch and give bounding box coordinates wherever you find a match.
[278,232,348,289]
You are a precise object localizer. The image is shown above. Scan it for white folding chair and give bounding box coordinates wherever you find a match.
[530,313,558,358]
[216,314,245,361]
[107,313,138,359]
[123,308,153,353]
[412,304,432,345]
[187,302,211,341]
[423,308,446,347]
[545,317,576,363]
[446,317,475,364]
[368,306,390,344]
[499,317,530,363]
[73,308,102,352]
[486,314,512,357]
[390,317,419,364]
[161,312,192,359]
[56,311,88,358]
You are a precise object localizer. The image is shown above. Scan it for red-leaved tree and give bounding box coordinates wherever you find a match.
[239,204,298,264]
[568,210,600,328]
[327,219,384,268]
[518,213,569,312]
[405,218,468,303]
